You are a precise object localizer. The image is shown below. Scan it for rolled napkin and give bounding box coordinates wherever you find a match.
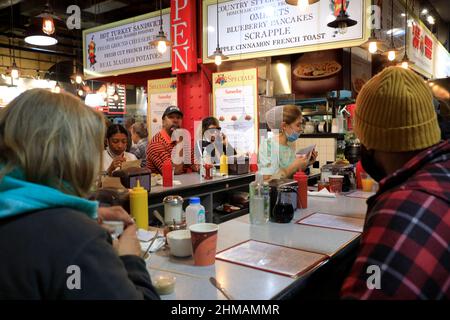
[308,188,336,198]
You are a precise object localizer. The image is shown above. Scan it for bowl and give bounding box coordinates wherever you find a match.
[152,275,176,295]
[166,229,192,257]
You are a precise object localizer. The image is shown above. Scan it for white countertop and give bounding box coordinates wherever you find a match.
[145,194,369,300]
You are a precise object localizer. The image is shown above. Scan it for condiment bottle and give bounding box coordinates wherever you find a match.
[293,170,308,209]
[130,180,148,230]
[219,154,228,175]
[162,159,173,187]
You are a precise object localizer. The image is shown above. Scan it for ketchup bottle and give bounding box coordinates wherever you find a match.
[356,161,363,190]
[162,159,173,187]
[293,170,308,209]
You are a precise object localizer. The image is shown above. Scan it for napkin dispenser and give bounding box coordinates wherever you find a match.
[227,156,249,175]
[112,167,151,191]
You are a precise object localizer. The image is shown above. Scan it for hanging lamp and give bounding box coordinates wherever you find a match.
[327,0,357,35]
[208,0,228,65]
[384,0,399,62]
[8,1,19,80]
[149,0,172,54]
[25,1,58,46]
[397,0,414,69]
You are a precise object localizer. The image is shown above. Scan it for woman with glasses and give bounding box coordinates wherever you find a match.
[195,117,236,165]
[259,105,318,180]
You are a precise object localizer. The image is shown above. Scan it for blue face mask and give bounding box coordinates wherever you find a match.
[285,130,300,142]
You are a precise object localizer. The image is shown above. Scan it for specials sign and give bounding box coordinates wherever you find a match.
[83,9,171,79]
[171,0,197,74]
[203,0,369,62]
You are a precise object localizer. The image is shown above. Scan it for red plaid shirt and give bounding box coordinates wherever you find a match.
[146,129,196,174]
[341,140,450,299]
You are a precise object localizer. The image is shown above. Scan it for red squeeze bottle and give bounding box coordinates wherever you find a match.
[249,153,258,172]
[356,161,363,190]
[294,170,308,209]
[162,160,173,187]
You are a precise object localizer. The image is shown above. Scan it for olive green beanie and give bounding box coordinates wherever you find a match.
[354,66,441,152]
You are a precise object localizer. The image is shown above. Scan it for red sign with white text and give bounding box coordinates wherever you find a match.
[171,0,197,74]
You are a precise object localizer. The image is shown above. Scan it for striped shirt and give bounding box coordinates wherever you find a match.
[146,129,196,174]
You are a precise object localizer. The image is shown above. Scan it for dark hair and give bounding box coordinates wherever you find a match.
[106,124,128,140]
[202,117,220,135]
[131,122,148,139]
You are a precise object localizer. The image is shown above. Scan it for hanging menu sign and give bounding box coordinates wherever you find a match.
[147,78,178,137]
[203,0,369,62]
[83,9,171,79]
[107,84,126,114]
[212,68,258,154]
[407,18,433,77]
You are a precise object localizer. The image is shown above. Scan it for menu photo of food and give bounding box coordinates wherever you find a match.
[291,49,343,95]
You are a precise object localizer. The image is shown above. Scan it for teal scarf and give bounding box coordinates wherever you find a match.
[0,168,98,220]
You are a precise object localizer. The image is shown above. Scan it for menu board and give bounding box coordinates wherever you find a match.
[147,78,177,137]
[212,69,258,154]
[106,84,126,114]
[203,0,369,62]
[216,240,327,278]
[83,9,171,78]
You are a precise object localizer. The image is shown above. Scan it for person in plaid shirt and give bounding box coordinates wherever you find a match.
[341,67,450,299]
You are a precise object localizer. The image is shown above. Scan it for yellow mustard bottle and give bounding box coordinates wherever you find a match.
[130,180,148,230]
[220,154,228,175]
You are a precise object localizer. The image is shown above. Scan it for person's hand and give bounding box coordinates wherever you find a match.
[309,150,318,166]
[116,224,141,257]
[293,156,309,172]
[108,155,125,174]
[97,206,134,226]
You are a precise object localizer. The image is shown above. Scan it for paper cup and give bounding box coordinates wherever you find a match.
[102,220,124,238]
[189,223,218,266]
[328,175,344,194]
[167,230,192,257]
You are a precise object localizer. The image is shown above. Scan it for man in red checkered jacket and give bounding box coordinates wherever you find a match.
[341,67,450,299]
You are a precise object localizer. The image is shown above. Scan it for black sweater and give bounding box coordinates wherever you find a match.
[0,208,160,300]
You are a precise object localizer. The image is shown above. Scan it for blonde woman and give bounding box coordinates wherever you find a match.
[0,89,159,299]
[259,105,318,179]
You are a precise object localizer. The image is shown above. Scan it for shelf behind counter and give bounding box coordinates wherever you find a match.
[148,170,321,225]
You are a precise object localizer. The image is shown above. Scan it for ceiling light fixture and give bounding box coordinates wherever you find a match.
[327,0,357,35]
[208,0,229,65]
[398,0,414,69]
[384,0,399,62]
[149,0,172,54]
[24,1,58,46]
[426,15,435,25]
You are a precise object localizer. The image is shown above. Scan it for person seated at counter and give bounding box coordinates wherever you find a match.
[130,122,148,168]
[195,116,236,164]
[0,89,159,299]
[103,124,137,175]
[340,67,450,299]
[146,105,199,175]
[258,105,317,180]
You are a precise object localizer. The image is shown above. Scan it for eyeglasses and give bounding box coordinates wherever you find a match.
[207,127,221,131]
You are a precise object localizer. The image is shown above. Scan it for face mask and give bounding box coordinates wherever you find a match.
[285,127,300,142]
[360,145,386,182]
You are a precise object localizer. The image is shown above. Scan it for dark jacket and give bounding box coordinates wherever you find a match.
[0,207,160,300]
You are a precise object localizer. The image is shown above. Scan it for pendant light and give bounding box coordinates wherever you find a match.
[285,0,320,12]
[25,1,58,46]
[327,0,357,35]
[398,0,414,69]
[384,0,399,62]
[149,0,172,54]
[8,1,19,80]
[208,0,228,65]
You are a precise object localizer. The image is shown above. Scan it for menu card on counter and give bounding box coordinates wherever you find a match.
[345,190,376,199]
[296,212,365,233]
[216,240,327,278]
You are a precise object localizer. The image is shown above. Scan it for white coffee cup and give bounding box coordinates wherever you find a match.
[167,230,192,257]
